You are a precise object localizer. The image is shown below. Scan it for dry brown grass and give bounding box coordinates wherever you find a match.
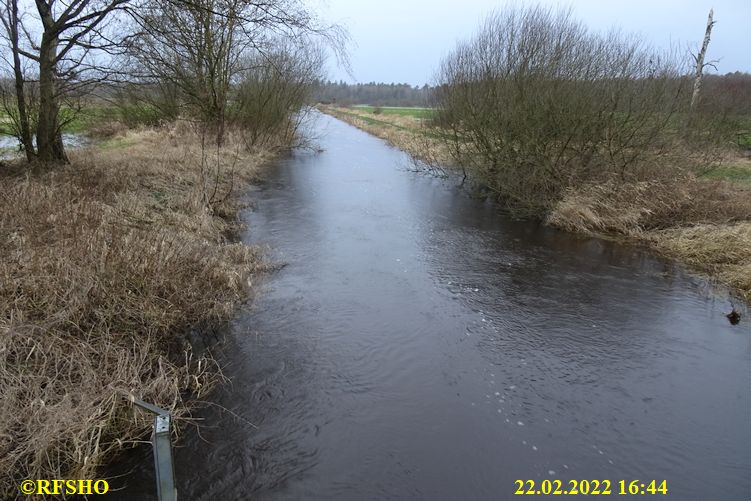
[548,175,751,234]
[548,175,751,298]
[0,124,273,497]
[647,223,751,300]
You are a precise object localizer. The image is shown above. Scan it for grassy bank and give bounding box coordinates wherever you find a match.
[322,105,751,302]
[548,170,751,300]
[0,124,274,496]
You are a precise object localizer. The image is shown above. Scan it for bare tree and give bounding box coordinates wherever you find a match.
[0,0,132,163]
[0,0,35,160]
[127,0,347,146]
[127,0,241,145]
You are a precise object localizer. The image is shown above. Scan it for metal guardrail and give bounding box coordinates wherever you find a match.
[129,397,178,501]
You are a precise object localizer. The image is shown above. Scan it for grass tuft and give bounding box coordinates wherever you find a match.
[547,176,751,298]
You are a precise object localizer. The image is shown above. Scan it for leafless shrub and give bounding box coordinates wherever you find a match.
[233,43,325,149]
[127,0,348,146]
[701,72,751,116]
[432,5,727,214]
[110,81,180,128]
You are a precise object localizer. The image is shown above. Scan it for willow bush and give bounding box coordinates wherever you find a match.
[432,5,721,214]
[232,43,324,148]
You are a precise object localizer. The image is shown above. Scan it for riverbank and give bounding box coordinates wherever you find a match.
[0,124,274,496]
[322,105,751,303]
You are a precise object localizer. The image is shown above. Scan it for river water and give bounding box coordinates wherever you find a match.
[0,133,87,158]
[107,114,751,500]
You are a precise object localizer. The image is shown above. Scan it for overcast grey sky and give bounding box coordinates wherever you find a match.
[313,0,750,85]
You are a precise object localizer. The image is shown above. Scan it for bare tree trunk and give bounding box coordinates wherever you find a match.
[5,0,36,160]
[691,8,714,111]
[37,35,67,163]
[216,113,225,146]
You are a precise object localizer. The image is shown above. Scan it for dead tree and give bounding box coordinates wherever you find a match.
[691,8,716,111]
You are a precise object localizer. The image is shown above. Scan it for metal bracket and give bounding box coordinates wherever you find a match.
[130,397,178,501]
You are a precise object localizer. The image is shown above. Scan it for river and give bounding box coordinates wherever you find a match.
[107,113,751,500]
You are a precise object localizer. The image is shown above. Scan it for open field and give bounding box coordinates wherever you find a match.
[352,105,434,119]
[0,104,113,136]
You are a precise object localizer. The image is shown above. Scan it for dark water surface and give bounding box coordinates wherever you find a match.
[108,114,751,500]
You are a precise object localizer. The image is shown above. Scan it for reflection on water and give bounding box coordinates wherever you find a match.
[106,114,751,500]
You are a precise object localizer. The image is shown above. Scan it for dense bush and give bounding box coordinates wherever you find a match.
[112,82,179,127]
[232,44,323,148]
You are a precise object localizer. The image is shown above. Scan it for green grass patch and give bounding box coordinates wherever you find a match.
[703,164,751,185]
[0,104,117,135]
[353,105,434,119]
[737,132,751,150]
[60,105,117,133]
[98,136,136,150]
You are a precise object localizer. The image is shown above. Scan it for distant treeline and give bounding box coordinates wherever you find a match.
[702,72,751,115]
[314,81,433,107]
